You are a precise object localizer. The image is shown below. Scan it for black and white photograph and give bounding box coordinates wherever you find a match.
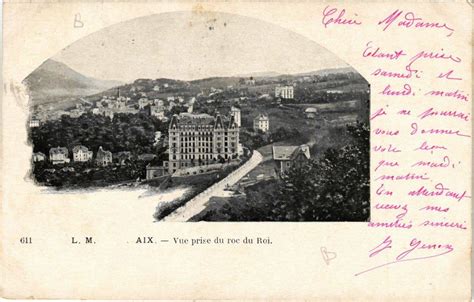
[24,12,370,222]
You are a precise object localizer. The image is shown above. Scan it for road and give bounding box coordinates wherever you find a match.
[161,150,263,222]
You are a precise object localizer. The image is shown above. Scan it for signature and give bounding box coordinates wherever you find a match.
[355,235,454,276]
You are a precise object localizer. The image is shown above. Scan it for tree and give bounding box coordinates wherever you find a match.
[276,122,370,221]
[199,122,370,222]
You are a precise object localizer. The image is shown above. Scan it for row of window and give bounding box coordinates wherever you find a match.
[171,148,237,160]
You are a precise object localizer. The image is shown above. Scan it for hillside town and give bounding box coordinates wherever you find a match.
[28,68,370,221]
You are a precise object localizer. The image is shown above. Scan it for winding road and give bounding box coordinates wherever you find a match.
[162,151,263,222]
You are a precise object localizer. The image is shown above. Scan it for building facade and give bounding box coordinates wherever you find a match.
[230,106,241,127]
[253,114,269,133]
[165,113,239,174]
[275,85,294,99]
[29,119,40,128]
[305,107,318,119]
[32,152,46,162]
[49,147,70,165]
[272,144,311,174]
[72,145,93,162]
[96,146,113,166]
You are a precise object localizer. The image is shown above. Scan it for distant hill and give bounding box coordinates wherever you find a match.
[235,71,282,78]
[295,67,356,77]
[23,59,123,105]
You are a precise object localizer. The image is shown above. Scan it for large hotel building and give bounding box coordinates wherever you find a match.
[164,112,240,174]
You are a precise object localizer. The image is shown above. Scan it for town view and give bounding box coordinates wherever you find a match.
[25,58,370,222]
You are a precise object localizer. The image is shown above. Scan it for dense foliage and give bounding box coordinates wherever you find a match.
[32,160,147,188]
[194,122,370,221]
[30,112,167,155]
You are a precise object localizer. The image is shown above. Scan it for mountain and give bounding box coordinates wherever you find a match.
[294,67,356,77]
[23,59,123,105]
[235,71,282,78]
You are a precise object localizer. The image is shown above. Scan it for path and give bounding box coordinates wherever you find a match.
[162,151,263,222]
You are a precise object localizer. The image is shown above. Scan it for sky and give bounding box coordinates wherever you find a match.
[53,11,349,82]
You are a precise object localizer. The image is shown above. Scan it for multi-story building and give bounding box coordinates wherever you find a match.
[165,112,239,174]
[275,85,294,99]
[230,106,241,127]
[253,113,269,133]
[96,146,113,166]
[49,147,70,165]
[72,145,93,162]
[29,118,40,128]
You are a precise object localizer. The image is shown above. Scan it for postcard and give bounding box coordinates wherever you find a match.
[1,1,471,300]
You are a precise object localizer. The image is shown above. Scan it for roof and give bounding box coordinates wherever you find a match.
[273,145,310,161]
[305,107,318,113]
[50,147,68,155]
[290,145,311,161]
[170,113,236,129]
[97,146,112,157]
[254,114,269,121]
[178,113,215,125]
[273,146,299,161]
[138,154,156,160]
[72,145,89,153]
[33,152,46,157]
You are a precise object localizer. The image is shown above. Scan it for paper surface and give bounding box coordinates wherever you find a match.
[1,1,472,300]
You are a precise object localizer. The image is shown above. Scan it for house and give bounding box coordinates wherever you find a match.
[154,131,162,145]
[72,145,93,162]
[70,109,84,118]
[230,106,241,127]
[138,98,151,109]
[275,85,294,99]
[168,101,176,111]
[253,114,269,133]
[49,147,70,165]
[32,152,46,162]
[92,107,114,119]
[245,78,256,86]
[154,99,164,106]
[115,151,132,165]
[96,146,112,166]
[185,104,193,113]
[272,144,311,174]
[153,85,160,91]
[29,119,40,128]
[103,109,114,119]
[149,105,165,118]
[305,107,318,119]
[138,153,157,161]
[146,165,167,179]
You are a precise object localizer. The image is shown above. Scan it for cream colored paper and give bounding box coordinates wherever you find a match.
[1,1,472,300]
